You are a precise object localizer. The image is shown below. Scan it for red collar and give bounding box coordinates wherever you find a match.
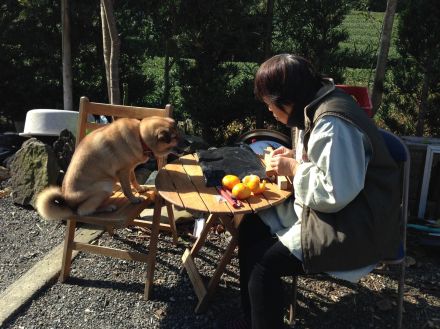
[140,136,153,157]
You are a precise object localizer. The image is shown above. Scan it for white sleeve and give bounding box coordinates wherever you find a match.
[293,116,371,213]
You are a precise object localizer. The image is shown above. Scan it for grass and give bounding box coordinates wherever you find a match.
[340,10,400,86]
[343,68,374,87]
[341,10,400,61]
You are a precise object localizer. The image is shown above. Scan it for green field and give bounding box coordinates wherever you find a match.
[341,10,399,59]
[340,10,400,87]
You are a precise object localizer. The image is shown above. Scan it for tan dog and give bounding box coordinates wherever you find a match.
[36,116,179,221]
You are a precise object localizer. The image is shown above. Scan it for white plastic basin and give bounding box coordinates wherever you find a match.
[19,109,79,137]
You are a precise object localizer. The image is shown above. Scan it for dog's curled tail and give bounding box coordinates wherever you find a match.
[35,186,75,221]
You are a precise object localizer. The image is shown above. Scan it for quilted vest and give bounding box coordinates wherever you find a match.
[301,88,401,273]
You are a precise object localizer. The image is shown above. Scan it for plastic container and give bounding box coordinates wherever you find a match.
[19,109,79,137]
[336,85,373,117]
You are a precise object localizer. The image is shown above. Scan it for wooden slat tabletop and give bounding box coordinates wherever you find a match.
[156,154,292,216]
[178,155,233,214]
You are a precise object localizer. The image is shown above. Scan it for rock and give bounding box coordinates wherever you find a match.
[376,298,393,311]
[52,129,76,173]
[135,166,152,185]
[144,170,158,186]
[177,118,196,135]
[9,138,60,208]
[406,255,416,267]
[0,166,9,181]
[181,134,209,153]
[0,187,11,198]
[0,132,27,165]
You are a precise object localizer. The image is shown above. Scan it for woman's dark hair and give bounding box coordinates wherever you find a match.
[254,54,323,128]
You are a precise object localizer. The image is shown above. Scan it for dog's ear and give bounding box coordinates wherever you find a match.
[157,129,177,144]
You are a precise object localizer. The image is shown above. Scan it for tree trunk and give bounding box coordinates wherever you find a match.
[163,39,171,105]
[416,71,429,136]
[256,0,275,129]
[61,0,73,111]
[101,0,120,104]
[371,0,398,116]
[100,1,111,101]
[263,0,274,61]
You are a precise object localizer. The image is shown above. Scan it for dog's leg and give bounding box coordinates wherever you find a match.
[118,169,143,203]
[96,204,117,213]
[130,169,147,193]
[77,191,113,216]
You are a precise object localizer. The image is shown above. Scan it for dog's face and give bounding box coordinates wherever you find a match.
[140,116,181,157]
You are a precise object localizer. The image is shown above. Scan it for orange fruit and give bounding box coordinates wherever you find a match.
[242,175,260,193]
[222,174,240,190]
[231,183,252,200]
[253,180,267,195]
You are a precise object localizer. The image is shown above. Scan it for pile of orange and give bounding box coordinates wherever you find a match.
[221,174,266,200]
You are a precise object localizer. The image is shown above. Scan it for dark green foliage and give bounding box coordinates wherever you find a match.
[377,58,422,134]
[0,0,108,122]
[397,0,440,75]
[177,59,259,145]
[176,0,262,63]
[273,0,350,80]
[380,0,440,136]
[4,0,428,142]
[0,0,63,121]
[367,0,388,12]
[174,0,263,144]
[366,0,406,13]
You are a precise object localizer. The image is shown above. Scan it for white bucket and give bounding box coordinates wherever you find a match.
[19,109,79,137]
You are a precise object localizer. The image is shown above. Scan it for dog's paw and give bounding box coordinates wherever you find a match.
[137,185,148,193]
[77,209,95,217]
[129,196,144,204]
[100,204,117,212]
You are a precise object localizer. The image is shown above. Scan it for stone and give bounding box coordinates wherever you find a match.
[0,166,9,181]
[135,166,152,185]
[9,138,60,208]
[52,129,76,173]
[181,134,209,153]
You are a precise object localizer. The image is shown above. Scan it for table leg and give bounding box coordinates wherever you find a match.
[190,214,217,257]
[194,232,238,313]
[144,195,164,300]
[166,202,179,245]
[182,214,241,313]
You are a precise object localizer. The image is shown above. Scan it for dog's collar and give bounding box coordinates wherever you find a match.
[140,136,153,157]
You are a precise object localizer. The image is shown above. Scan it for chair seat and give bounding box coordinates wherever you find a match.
[75,185,155,228]
[382,243,405,265]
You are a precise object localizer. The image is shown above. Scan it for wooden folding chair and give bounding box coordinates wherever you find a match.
[59,96,178,299]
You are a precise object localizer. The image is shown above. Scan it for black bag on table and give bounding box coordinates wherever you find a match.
[197,143,266,187]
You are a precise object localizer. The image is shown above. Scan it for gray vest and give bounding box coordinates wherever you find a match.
[301,89,401,273]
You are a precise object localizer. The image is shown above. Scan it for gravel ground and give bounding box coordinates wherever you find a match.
[1,191,440,329]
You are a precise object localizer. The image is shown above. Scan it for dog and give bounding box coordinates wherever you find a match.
[36,116,180,221]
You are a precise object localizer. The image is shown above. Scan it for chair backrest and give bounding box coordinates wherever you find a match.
[77,96,173,169]
[379,129,411,260]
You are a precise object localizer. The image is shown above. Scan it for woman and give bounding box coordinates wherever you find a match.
[234,54,400,329]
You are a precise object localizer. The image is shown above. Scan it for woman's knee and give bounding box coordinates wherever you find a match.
[247,262,276,294]
[238,214,271,246]
[238,213,259,235]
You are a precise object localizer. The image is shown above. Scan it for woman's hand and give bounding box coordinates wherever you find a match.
[269,147,298,176]
[271,146,293,158]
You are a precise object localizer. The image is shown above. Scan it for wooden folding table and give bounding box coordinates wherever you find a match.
[153,154,292,312]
